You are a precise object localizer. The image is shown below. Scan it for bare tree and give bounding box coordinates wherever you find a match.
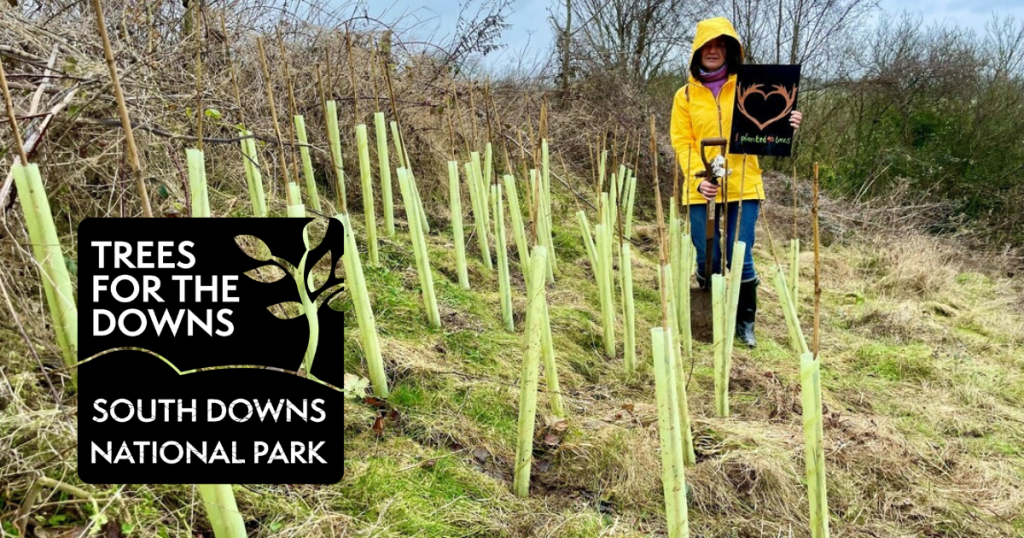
[566,0,695,83]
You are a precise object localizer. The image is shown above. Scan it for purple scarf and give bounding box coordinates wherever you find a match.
[699,65,728,98]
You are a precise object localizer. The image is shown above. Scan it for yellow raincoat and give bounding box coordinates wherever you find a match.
[671,17,764,205]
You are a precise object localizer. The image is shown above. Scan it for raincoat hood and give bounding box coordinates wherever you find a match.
[690,17,745,74]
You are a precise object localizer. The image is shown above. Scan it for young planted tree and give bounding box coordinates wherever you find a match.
[493,182,514,331]
[240,133,268,217]
[715,242,746,417]
[620,240,637,373]
[325,100,347,206]
[618,191,637,373]
[397,168,440,329]
[2,56,79,387]
[12,164,78,386]
[593,220,616,358]
[503,175,530,274]
[448,162,471,289]
[465,159,492,269]
[293,116,323,213]
[540,139,555,281]
[388,122,428,233]
[576,210,598,270]
[186,149,211,218]
[513,246,548,497]
[649,115,690,537]
[374,112,395,237]
[354,124,380,265]
[318,65,387,398]
[803,162,830,538]
[776,269,809,354]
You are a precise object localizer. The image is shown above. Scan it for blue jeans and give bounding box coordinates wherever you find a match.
[688,200,759,283]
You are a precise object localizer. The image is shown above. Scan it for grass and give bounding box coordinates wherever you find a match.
[2,175,1023,538]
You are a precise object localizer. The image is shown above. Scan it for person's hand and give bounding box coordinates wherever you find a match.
[790,110,803,131]
[698,180,719,201]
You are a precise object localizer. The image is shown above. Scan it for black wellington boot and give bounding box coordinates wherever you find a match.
[735,278,758,348]
[695,271,709,290]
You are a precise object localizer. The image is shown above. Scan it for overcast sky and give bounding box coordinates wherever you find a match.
[354,0,1024,72]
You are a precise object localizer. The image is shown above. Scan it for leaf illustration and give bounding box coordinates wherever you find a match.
[243,263,287,283]
[266,301,304,320]
[308,248,332,292]
[234,234,272,262]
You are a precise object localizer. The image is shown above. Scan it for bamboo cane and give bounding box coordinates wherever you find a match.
[354,124,379,265]
[790,238,800,306]
[256,37,292,200]
[513,246,548,498]
[484,141,494,202]
[813,163,821,358]
[448,162,470,289]
[219,14,246,131]
[338,214,388,397]
[345,28,359,125]
[90,0,153,217]
[274,29,301,193]
[0,58,27,165]
[792,159,799,303]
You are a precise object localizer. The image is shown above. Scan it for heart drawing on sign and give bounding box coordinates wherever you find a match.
[736,83,798,131]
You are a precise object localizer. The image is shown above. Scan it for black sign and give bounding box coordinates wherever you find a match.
[77,217,346,484]
[729,64,801,157]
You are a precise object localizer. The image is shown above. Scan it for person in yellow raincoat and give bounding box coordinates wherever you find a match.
[671,17,803,348]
